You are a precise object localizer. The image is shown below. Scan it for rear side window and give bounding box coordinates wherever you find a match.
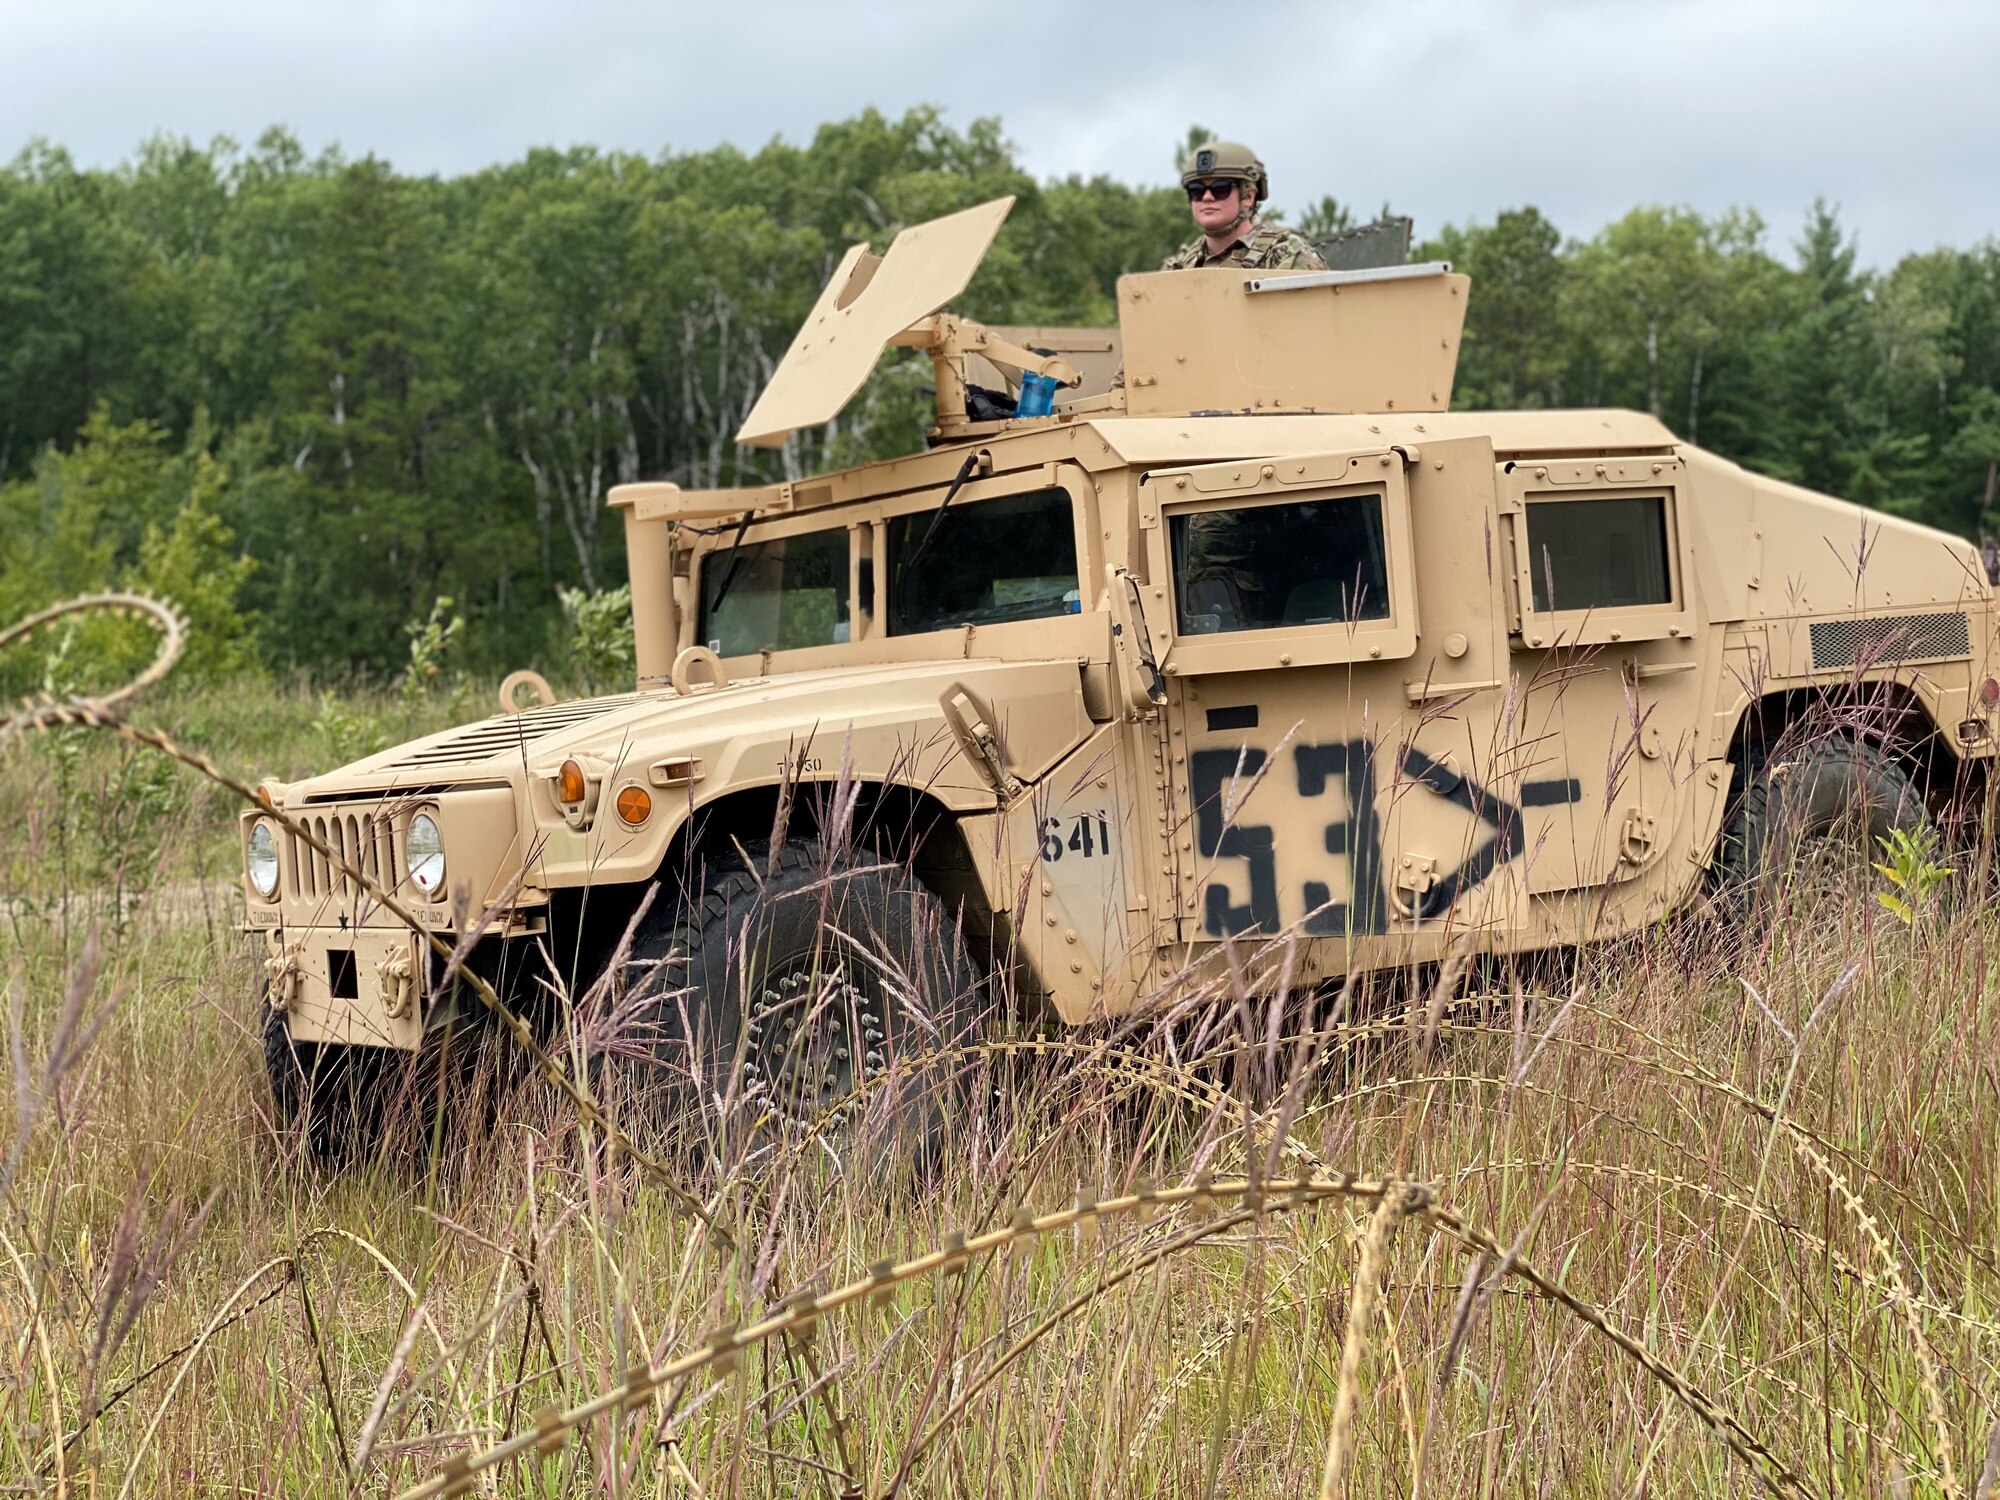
[700,528,849,656]
[887,488,1080,634]
[1170,493,1390,635]
[1525,496,1671,612]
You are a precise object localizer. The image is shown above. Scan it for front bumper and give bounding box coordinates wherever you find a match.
[265,925,428,1049]
[260,918,548,1052]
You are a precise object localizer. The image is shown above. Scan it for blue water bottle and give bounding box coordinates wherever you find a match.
[1016,370,1058,418]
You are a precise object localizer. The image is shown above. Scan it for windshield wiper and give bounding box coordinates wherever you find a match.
[897,450,982,582]
[703,508,759,617]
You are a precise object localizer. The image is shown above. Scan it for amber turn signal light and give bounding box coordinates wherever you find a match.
[614,784,652,825]
[557,758,588,804]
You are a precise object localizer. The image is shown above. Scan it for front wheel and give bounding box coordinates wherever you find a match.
[614,840,988,1174]
[261,993,504,1167]
[260,998,380,1162]
[1712,733,1928,919]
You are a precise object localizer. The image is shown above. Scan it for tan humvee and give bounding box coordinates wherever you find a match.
[244,197,1997,1138]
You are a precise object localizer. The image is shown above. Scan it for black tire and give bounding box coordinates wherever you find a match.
[263,999,508,1167]
[612,840,986,1174]
[261,994,304,1129]
[259,998,370,1162]
[1713,733,1927,917]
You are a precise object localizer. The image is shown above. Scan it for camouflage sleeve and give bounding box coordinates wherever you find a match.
[1269,234,1328,271]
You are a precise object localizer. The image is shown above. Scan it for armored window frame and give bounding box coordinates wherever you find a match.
[1141,449,1419,676]
[689,514,858,667]
[868,462,1103,651]
[1502,458,1697,649]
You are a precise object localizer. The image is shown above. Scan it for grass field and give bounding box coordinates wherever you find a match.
[0,676,1996,1497]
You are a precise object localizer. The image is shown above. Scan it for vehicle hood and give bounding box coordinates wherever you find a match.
[285,657,1098,804]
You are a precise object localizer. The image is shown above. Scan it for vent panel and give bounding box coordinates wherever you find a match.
[1809,612,1969,670]
[386,695,641,769]
[286,808,399,904]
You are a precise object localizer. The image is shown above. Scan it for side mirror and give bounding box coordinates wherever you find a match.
[1105,565,1168,712]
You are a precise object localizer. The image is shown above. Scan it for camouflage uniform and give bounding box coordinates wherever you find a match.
[1181,509,1266,628]
[1162,221,1328,272]
[1166,216,1326,619]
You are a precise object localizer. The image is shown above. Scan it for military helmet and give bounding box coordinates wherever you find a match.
[1181,140,1268,203]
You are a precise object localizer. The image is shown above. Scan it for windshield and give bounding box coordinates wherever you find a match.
[699,527,850,656]
[887,487,1080,634]
[1170,492,1390,634]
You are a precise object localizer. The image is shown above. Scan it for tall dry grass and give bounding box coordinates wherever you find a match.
[0,599,1994,1497]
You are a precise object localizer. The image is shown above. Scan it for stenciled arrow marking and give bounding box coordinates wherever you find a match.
[1189,739,1586,937]
[1399,747,1582,918]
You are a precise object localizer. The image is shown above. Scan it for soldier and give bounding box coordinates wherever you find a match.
[1111,139,1329,397]
[1165,141,1328,272]
[1164,142,1327,623]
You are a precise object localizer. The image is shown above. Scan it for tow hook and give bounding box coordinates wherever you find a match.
[376,945,418,1020]
[263,930,303,1012]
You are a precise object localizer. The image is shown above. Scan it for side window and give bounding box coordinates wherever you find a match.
[1524,496,1672,613]
[1170,493,1390,635]
[886,487,1080,635]
[699,527,849,656]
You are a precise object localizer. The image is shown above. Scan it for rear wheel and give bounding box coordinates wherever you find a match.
[612,840,987,1174]
[1713,733,1928,918]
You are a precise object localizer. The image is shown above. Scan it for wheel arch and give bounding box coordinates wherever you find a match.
[1724,677,1972,809]
[544,779,1021,1010]
[650,780,994,924]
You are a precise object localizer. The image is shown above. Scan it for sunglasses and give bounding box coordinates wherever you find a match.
[1185,179,1240,202]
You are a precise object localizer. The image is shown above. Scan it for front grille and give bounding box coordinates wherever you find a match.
[386,695,641,770]
[1809,612,1970,670]
[287,807,400,903]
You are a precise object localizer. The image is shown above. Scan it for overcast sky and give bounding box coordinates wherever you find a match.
[4,0,1995,267]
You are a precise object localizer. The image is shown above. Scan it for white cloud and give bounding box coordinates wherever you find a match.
[2,0,1995,263]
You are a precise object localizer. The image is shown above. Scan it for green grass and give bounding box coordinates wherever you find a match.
[0,675,491,911]
[0,674,1995,1497]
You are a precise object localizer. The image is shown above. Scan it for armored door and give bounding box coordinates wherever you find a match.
[1137,438,1539,973]
[1496,455,1725,929]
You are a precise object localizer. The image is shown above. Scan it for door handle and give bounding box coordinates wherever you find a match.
[1404,677,1502,704]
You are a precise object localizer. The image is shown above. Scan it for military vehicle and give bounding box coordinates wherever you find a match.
[244,196,1997,1143]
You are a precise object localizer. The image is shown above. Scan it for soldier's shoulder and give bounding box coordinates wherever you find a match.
[1162,238,1204,270]
[1243,224,1328,271]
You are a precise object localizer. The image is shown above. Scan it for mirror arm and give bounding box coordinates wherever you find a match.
[1106,565,1168,710]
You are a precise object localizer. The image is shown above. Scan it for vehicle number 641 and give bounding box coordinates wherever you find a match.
[1040,811,1113,862]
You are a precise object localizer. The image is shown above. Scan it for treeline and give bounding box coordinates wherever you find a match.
[1426,206,2000,534]
[2,108,1996,677]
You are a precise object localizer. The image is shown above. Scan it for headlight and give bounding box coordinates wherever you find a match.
[406,812,446,897]
[246,821,280,900]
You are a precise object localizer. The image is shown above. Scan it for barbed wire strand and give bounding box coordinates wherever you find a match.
[0,593,728,1244]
